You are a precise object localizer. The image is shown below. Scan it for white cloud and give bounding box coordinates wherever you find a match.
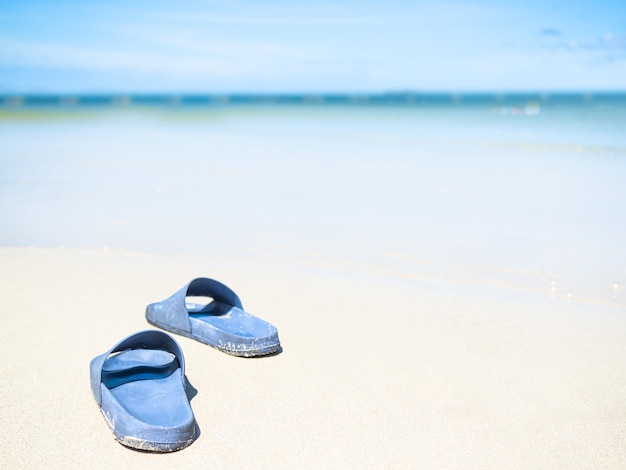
[0,39,244,75]
[116,26,308,60]
[144,12,398,26]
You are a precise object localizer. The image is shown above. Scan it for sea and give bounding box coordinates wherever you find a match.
[1,93,625,306]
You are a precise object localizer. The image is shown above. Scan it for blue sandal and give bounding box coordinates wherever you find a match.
[89,330,198,452]
[146,278,281,357]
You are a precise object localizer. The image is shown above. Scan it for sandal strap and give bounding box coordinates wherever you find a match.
[90,330,185,405]
[147,277,243,335]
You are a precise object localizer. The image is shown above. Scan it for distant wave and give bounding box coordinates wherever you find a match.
[1,92,625,108]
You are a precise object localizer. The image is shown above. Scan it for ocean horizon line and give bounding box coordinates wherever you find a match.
[2,91,626,108]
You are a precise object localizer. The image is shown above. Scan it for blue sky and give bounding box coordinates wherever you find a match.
[1,0,625,93]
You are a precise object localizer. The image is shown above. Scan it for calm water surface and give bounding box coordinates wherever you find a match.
[1,103,625,305]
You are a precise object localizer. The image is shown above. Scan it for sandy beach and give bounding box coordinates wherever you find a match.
[1,246,625,468]
[1,105,625,468]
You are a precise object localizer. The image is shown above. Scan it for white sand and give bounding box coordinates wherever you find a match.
[1,246,625,468]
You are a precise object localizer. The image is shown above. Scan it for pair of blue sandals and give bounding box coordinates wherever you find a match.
[89,278,280,452]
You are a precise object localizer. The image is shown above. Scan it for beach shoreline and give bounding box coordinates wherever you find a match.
[1,103,625,467]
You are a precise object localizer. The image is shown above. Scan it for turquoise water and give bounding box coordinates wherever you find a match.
[2,92,625,108]
[1,102,625,305]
